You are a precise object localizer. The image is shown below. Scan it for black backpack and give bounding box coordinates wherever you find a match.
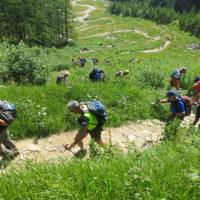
[89,68,104,81]
[0,101,17,124]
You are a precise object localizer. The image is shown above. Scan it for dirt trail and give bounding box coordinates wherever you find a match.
[80,29,155,39]
[72,0,96,24]
[12,120,163,162]
[73,0,171,53]
[141,40,171,53]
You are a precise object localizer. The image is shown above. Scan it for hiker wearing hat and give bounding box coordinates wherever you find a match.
[64,100,108,154]
[192,76,200,127]
[157,91,189,123]
[170,68,187,90]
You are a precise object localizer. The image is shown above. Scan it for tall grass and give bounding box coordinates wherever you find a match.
[0,128,199,199]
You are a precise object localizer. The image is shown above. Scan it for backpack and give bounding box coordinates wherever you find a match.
[87,100,108,124]
[89,68,104,81]
[181,96,192,116]
[171,69,181,79]
[0,101,17,124]
[193,80,200,92]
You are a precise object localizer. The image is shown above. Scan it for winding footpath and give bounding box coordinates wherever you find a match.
[73,0,171,53]
[72,0,96,24]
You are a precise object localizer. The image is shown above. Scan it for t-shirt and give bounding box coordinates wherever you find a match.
[170,99,186,114]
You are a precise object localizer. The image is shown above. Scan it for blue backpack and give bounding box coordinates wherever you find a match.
[0,101,17,124]
[87,100,108,124]
[171,69,179,78]
[89,68,104,81]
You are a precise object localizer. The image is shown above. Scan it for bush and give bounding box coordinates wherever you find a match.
[138,68,166,89]
[0,42,49,85]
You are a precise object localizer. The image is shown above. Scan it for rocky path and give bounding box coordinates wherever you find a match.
[12,120,164,162]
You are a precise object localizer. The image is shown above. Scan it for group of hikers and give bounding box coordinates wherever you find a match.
[72,57,99,67]
[0,66,200,161]
[158,68,200,126]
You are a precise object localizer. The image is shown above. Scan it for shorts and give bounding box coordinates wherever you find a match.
[88,125,102,142]
[170,78,179,88]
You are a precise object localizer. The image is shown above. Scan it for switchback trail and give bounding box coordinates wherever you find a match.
[73,0,171,53]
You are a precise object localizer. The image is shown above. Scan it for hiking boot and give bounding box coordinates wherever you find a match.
[74,149,87,158]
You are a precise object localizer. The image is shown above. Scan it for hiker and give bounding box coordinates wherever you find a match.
[170,68,187,90]
[157,91,191,123]
[89,68,105,82]
[115,70,129,78]
[56,74,62,84]
[79,57,86,67]
[0,101,19,160]
[192,77,200,127]
[91,58,98,65]
[63,71,70,85]
[64,100,108,154]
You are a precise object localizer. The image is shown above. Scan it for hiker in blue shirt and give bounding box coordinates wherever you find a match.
[157,91,187,123]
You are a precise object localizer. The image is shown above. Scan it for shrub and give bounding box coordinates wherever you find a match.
[0,42,49,85]
[138,68,166,89]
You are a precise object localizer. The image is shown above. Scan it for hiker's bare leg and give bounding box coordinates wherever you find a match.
[74,131,87,150]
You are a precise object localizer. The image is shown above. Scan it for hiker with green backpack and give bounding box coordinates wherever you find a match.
[0,100,19,161]
[64,100,108,155]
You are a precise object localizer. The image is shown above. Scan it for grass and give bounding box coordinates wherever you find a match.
[0,128,200,199]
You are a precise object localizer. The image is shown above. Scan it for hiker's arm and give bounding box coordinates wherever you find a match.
[157,99,168,104]
[70,126,87,147]
[0,119,8,126]
[64,126,87,150]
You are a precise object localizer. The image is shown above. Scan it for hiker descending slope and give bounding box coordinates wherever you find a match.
[170,68,187,90]
[157,91,191,123]
[192,76,200,127]
[0,100,19,160]
[64,100,108,155]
